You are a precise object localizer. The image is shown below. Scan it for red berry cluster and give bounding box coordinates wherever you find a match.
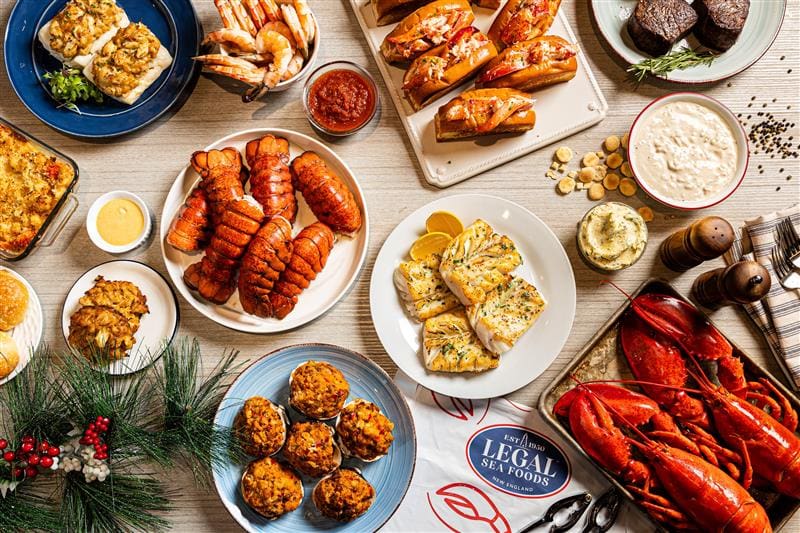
[0,436,60,479]
[79,416,111,461]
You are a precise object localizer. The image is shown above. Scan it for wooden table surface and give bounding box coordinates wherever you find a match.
[1,0,799,530]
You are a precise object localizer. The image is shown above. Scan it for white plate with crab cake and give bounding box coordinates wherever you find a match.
[60,260,179,375]
[370,194,576,399]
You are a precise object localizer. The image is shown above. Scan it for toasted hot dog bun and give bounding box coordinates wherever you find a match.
[373,0,431,25]
[472,0,501,8]
[434,88,536,141]
[476,36,577,91]
[380,0,475,64]
[403,28,498,111]
[487,0,561,50]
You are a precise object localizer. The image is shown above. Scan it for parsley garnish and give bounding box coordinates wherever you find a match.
[43,67,104,113]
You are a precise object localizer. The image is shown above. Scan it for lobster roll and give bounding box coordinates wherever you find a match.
[487,0,561,50]
[269,222,335,319]
[373,0,431,25]
[380,0,475,64]
[403,26,497,111]
[477,36,577,91]
[291,152,363,235]
[434,88,536,141]
[245,134,298,223]
[238,217,294,318]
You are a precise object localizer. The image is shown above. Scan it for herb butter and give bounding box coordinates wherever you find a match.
[578,202,647,271]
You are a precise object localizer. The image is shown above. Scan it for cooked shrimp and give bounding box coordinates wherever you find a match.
[243,0,268,29]
[215,0,241,30]
[194,54,265,85]
[281,51,304,81]
[258,21,296,52]
[258,0,281,21]
[235,52,275,67]
[229,0,258,36]
[293,0,315,44]
[202,28,257,53]
[241,28,293,101]
[280,4,308,58]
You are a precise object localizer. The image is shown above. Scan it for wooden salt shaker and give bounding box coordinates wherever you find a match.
[692,260,772,309]
[660,216,735,272]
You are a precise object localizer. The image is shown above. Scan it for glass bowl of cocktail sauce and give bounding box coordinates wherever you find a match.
[303,61,379,136]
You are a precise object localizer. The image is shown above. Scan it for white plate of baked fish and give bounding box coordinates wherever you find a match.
[370,194,576,398]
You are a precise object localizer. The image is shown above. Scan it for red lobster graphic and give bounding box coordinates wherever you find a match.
[431,391,491,424]
[427,483,511,533]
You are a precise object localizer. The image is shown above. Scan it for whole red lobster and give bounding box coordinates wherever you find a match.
[245,134,297,223]
[269,222,334,319]
[183,197,265,304]
[555,383,772,532]
[238,216,294,318]
[291,152,362,235]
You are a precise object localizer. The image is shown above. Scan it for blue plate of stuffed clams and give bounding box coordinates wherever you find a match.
[213,343,417,532]
[4,0,201,137]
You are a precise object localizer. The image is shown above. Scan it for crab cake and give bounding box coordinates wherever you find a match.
[240,457,303,519]
[234,397,288,457]
[283,421,342,478]
[79,276,149,331]
[313,468,375,521]
[394,253,460,321]
[67,306,135,361]
[289,361,350,420]
[335,399,394,462]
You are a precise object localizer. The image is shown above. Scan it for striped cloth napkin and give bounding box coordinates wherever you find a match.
[723,204,800,390]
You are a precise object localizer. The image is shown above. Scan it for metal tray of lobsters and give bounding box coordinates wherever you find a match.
[538,278,800,532]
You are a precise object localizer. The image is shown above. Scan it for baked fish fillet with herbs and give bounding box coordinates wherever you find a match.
[422,307,499,373]
[466,276,546,355]
[439,219,522,307]
[394,254,460,321]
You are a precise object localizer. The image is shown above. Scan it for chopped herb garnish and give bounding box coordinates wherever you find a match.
[43,67,104,113]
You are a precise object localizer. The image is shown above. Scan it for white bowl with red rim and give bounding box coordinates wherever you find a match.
[627,92,749,211]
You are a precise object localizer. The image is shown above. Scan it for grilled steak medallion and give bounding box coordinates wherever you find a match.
[693,0,750,51]
[627,0,698,57]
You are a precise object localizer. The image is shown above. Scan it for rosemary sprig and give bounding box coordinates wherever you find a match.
[628,47,716,82]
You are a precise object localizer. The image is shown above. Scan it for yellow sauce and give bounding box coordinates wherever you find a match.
[578,203,647,272]
[96,198,144,246]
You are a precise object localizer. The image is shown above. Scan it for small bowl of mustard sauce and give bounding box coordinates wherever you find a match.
[576,202,647,273]
[87,191,152,254]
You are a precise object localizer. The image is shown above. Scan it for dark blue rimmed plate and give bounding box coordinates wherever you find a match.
[4,0,202,138]
[213,344,416,532]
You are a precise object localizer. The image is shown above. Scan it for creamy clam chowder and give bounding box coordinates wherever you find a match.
[633,101,739,202]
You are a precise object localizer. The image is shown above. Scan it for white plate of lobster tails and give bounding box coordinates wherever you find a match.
[160,128,369,333]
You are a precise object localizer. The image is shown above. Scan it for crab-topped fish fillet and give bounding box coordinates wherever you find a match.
[394,254,460,321]
[422,307,499,372]
[38,0,130,68]
[466,276,545,355]
[439,219,522,307]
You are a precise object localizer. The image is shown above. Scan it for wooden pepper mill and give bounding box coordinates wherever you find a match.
[692,260,772,309]
[660,216,735,271]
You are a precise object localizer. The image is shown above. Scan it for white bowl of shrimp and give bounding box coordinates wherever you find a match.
[195,0,320,100]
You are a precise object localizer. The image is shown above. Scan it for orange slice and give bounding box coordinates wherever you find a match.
[425,211,463,238]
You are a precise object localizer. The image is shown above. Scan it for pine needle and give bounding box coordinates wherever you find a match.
[0,484,60,532]
[155,339,244,485]
[627,47,716,83]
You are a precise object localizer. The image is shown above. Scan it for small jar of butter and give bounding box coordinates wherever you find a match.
[87,191,152,254]
[577,202,647,273]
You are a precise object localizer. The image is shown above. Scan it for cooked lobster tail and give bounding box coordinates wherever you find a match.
[269,222,335,319]
[192,147,247,227]
[291,151,362,235]
[166,186,211,252]
[245,135,298,223]
[184,196,265,304]
[238,216,294,318]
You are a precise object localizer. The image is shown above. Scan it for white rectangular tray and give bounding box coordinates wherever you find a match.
[349,2,609,188]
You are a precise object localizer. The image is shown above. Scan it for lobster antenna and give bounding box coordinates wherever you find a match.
[568,376,654,445]
[579,378,702,395]
[600,280,634,302]
[679,349,717,391]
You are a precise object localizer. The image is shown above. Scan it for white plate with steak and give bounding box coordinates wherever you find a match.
[590,0,786,83]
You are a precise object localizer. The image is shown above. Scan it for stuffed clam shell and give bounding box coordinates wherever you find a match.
[334,399,395,462]
[283,421,343,478]
[240,457,304,519]
[312,468,376,522]
[289,361,350,420]
[234,396,289,457]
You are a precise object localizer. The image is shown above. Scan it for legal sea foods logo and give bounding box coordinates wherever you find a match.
[466,424,571,498]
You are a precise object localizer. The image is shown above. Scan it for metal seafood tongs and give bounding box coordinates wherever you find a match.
[517,492,592,532]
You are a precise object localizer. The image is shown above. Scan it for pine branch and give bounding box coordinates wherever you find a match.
[60,471,171,533]
[0,484,60,532]
[155,339,245,485]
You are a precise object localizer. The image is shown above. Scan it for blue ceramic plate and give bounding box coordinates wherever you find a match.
[4,0,201,137]
[213,344,416,532]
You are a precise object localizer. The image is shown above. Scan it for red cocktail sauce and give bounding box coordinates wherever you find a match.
[308,69,376,134]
